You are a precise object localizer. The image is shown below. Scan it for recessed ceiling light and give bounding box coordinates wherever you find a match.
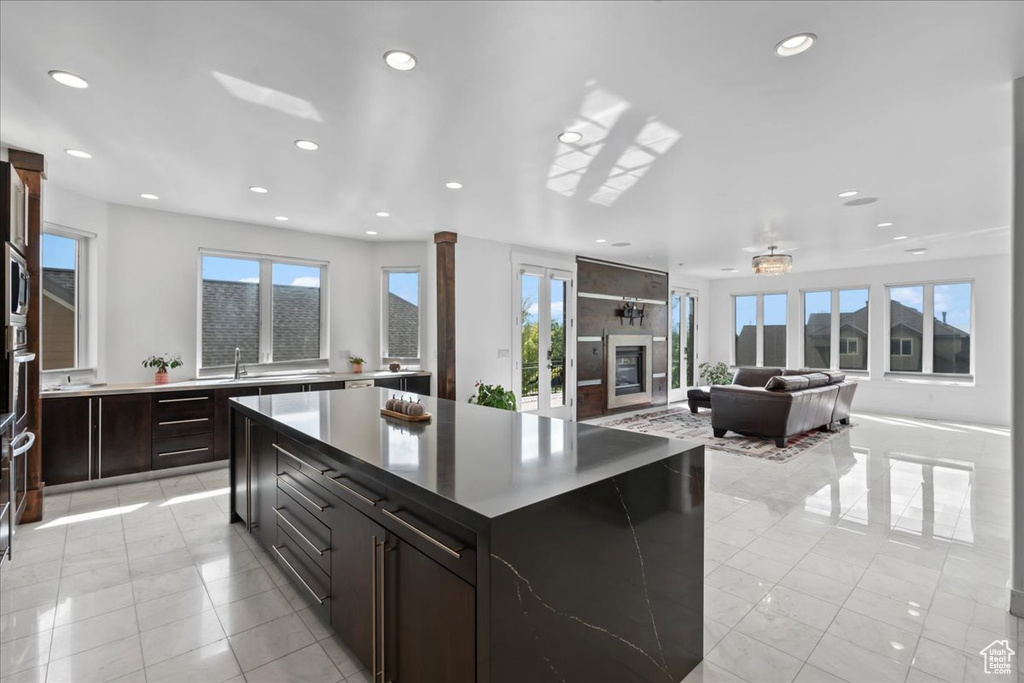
[558,131,583,144]
[365,230,378,236]
[877,222,894,228]
[893,235,908,241]
[907,248,927,255]
[838,190,858,198]
[274,216,289,221]
[775,33,817,57]
[140,193,159,200]
[376,212,390,217]
[383,50,417,71]
[249,186,268,194]
[595,239,606,243]
[65,149,92,159]
[49,70,88,88]
[294,139,319,151]
[890,642,906,651]
[445,181,463,190]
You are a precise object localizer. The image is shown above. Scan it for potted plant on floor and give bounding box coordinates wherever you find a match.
[142,353,183,385]
[349,356,366,374]
[468,380,516,411]
[698,361,732,386]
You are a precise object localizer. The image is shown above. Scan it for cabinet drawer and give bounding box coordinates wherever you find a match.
[272,539,331,624]
[381,503,477,586]
[153,391,214,421]
[153,414,213,439]
[277,468,331,523]
[152,433,214,470]
[276,488,331,576]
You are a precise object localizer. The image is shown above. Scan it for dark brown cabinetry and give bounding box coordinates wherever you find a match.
[42,394,151,483]
[238,421,474,683]
[375,375,430,395]
[152,391,214,469]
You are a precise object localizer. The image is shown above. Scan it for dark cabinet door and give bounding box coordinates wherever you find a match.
[231,411,250,525]
[42,397,92,485]
[259,383,307,396]
[98,395,152,478]
[252,422,279,549]
[330,500,385,673]
[374,377,403,392]
[388,536,475,683]
[214,386,260,460]
[404,375,431,396]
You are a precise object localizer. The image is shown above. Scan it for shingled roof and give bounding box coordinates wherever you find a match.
[388,292,419,358]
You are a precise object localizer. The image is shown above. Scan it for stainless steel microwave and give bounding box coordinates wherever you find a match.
[5,243,28,328]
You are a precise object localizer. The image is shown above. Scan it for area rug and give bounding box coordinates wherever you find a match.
[599,407,852,463]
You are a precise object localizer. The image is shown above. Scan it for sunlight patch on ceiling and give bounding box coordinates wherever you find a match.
[588,117,680,207]
[546,87,631,198]
[212,71,323,122]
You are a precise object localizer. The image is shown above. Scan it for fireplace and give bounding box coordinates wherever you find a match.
[606,334,653,409]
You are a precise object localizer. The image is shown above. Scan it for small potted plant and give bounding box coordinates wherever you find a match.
[349,356,366,374]
[143,353,183,385]
[468,380,517,411]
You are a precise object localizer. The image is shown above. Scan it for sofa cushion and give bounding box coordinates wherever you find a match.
[733,367,784,387]
[804,372,830,388]
[765,375,809,392]
[782,368,817,376]
[821,370,847,384]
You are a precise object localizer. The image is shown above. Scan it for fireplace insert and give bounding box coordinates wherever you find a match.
[615,346,644,395]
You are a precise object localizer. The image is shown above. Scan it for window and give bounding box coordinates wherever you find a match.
[802,288,869,371]
[42,230,87,371]
[382,268,420,363]
[887,282,972,376]
[200,251,327,371]
[732,293,787,367]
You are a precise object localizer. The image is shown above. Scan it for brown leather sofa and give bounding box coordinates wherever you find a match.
[710,367,857,447]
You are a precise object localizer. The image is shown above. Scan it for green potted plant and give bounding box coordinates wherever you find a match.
[349,356,366,374]
[468,380,516,411]
[143,353,183,385]
[698,361,733,387]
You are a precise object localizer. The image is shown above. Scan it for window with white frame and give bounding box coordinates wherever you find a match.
[42,229,90,371]
[382,268,420,364]
[887,282,972,376]
[199,251,327,371]
[802,288,869,371]
[732,293,787,367]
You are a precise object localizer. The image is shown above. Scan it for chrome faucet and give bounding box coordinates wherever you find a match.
[233,347,248,380]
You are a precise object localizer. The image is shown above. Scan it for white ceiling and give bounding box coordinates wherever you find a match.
[1,1,1021,278]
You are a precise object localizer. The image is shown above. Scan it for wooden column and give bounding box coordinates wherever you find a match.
[434,231,457,401]
[9,149,45,523]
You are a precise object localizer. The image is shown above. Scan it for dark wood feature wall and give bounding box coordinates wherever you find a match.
[576,257,669,420]
[9,149,44,523]
[435,231,457,400]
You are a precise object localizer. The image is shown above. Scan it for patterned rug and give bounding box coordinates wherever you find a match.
[599,407,852,463]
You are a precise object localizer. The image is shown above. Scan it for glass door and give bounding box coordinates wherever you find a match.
[669,289,698,403]
[516,266,574,420]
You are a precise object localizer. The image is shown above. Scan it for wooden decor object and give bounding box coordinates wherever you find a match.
[435,231,457,401]
[9,149,45,523]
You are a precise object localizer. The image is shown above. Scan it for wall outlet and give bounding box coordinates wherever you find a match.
[497,348,510,359]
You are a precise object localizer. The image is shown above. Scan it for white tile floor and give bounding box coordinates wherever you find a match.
[1,409,1020,683]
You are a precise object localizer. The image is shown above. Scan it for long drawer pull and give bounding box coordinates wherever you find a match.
[158,417,210,426]
[271,545,326,605]
[158,447,209,457]
[157,396,210,403]
[278,474,328,512]
[273,443,327,474]
[382,508,462,559]
[323,474,379,508]
[274,507,328,556]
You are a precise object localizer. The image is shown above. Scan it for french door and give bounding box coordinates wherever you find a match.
[514,266,575,419]
[669,289,698,403]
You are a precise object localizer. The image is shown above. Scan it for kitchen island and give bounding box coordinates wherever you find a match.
[230,389,704,683]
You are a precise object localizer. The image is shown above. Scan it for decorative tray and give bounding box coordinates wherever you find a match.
[380,408,432,422]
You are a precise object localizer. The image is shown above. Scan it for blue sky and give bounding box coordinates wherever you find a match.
[43,234,76,269]
[388,271,419,306]
[202,256,321,287]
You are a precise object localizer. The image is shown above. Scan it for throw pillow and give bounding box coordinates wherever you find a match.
[765,375,809,392]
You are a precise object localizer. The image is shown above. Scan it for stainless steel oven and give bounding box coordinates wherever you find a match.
[5,243,29,329]
[9,344,33,433]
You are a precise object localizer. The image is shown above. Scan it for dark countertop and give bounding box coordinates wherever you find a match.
[41,370,431,399]
[231,388,700,520]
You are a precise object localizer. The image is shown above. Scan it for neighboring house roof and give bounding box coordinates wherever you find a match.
[890,300,969,338]
[388,293,419,358]
[806,302,968,340]
[42,267,75,308]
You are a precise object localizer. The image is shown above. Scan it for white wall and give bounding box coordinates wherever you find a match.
[707,254,1012,425]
